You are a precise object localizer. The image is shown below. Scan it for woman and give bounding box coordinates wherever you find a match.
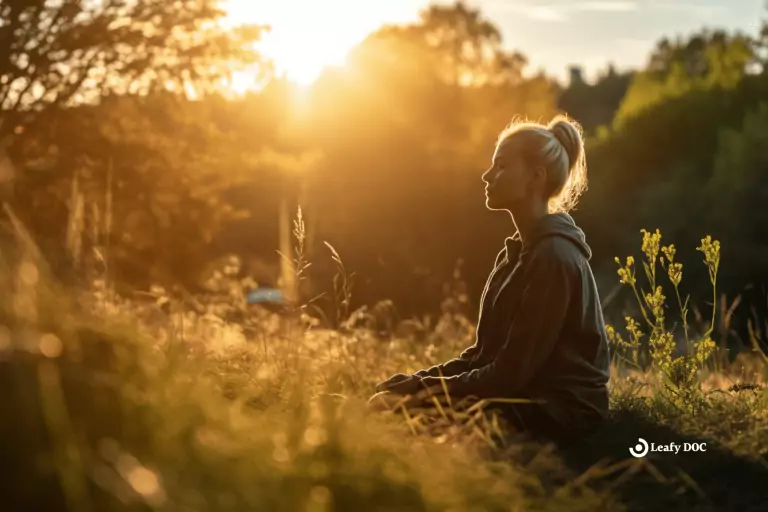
[371,115,611,446]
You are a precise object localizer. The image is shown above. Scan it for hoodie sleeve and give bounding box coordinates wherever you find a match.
[414,346,479,378]
[430,239,575,398]
[414,247,508,379]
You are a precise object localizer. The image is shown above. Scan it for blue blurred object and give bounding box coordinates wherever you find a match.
[247,288,285,305]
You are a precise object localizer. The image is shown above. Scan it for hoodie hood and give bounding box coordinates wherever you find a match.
[505,213,592,260]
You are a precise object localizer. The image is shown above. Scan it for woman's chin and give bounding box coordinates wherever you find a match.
[485,196,504,211]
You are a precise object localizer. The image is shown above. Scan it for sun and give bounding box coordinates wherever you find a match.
[223,0,426,88]
[258,23,356,86]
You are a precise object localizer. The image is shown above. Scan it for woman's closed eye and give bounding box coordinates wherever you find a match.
[484,161,505,185]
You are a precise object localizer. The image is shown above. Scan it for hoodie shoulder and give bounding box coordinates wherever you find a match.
[532,236,586,269]
[527,213,593,260]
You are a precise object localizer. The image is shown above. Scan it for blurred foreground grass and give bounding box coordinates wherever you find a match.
[3,222,768,512]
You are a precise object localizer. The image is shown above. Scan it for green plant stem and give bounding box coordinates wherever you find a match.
[673,284,691,354]
[630,281,654,332]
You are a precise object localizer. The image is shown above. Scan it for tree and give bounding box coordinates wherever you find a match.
[357,1,527,88]
[707,102,768,277]
[0,0,266,143]
[615,30,754,125]
[558,63,633,134]
[9,93,268,286]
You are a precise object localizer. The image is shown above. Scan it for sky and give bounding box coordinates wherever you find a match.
[476,0,765,81]
[225,0,766,85]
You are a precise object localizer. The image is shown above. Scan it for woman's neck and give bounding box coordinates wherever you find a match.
[510,202,549,244]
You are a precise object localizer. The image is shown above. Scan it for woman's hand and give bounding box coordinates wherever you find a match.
[366,383,451,413]
[384,374,425,395]
[367,391,409,412]
[386,375,455,398]
[375,373,416,393]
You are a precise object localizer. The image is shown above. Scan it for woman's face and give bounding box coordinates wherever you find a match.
[482,136,540,211]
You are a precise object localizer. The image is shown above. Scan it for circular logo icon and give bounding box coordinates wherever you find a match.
[629,438,649,458]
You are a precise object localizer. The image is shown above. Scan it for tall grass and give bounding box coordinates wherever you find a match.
[2,207,768,511]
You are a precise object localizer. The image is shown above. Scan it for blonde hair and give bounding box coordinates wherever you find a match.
[496,114,587,214]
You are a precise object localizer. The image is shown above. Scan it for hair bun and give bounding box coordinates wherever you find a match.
[548,117,584,171]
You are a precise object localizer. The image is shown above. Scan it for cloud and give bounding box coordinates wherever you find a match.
[520,5,569,22]
[574,1,639,12]
[649,2,729,19]
[615,36,654,49]
[486,0,639,23]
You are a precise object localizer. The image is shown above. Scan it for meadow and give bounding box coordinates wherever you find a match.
[3,210,768,512]
[3,1,768,511]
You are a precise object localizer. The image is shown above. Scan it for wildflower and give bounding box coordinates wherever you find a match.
[624,316,643,364]
[644,286,666,323]
[696,235,721,274]
[649,331,675,371]
[697,235,721,336]
[667,262,683,287]
[625,316,643,341]
[661,244,683,286]
[614,256,636,285]
[695,336,716,365]
[641,229,662,266]
[605,324,624,346]
[661,244,676,263]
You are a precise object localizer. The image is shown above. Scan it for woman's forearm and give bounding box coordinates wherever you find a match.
[414,355,473,378]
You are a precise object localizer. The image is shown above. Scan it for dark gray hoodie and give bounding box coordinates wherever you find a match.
[417,213,611,429]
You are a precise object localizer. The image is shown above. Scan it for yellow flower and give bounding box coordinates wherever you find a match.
[644,286,666,322]
[625,316,643,340]
[649,331,675,369]
[615,255,636,285]
[668,261,683,286]
[641,228,662,265]
[695,336,716,364]
[661,244,676,263]
[696,235,721,270]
